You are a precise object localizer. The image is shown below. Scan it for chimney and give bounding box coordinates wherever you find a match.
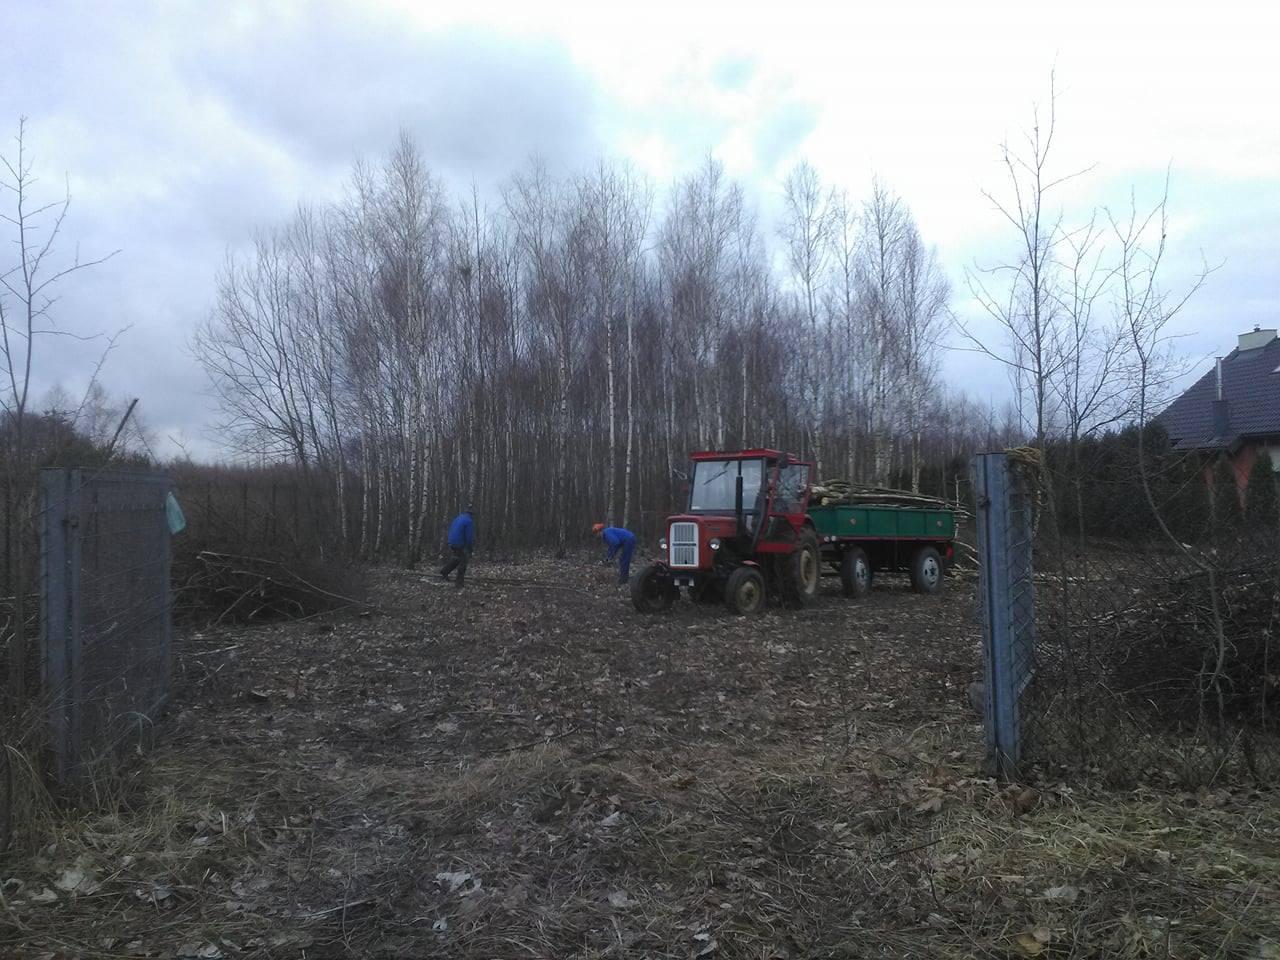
[1212,399,1231,438]
[1211,356,1230,438]
[1238,326,1278,351]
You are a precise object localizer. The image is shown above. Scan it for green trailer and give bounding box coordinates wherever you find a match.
[806,502,957,597]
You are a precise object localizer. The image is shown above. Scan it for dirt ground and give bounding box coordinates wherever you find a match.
[3,558,1278,959]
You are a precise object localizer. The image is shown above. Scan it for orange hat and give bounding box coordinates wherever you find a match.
[592,523,605,533]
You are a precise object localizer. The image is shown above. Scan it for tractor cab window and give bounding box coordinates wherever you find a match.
[689,459,764,513]
[774,463,810,514]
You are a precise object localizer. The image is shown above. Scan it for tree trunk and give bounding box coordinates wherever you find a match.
[622,301,634,529]
[606,328,616,522]
[557,341,570,557]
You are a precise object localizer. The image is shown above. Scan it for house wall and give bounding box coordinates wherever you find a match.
[1232,445,1259,497]
[1200,442,1271,507]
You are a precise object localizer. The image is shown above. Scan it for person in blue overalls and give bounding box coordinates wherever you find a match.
[593,523,636,585]
[440,507,475,588]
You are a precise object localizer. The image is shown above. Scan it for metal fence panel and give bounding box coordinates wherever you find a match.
[39,469,74,784]
[976,445,1280,786]
[40,469,172,785]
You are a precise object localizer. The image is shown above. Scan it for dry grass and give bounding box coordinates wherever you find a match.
[1,559,1277,958]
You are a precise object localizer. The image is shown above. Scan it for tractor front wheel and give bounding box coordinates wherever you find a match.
[632,563,677,613]
[725,566,766,615]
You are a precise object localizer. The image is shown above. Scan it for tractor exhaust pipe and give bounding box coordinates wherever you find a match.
[735,474,745,539]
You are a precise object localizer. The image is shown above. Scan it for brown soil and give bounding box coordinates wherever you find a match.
[2,559,1276,959]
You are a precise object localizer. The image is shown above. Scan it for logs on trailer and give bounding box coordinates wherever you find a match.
[812,478,969,517]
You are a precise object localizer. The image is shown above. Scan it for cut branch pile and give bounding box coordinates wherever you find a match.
[176,550,365,624]
[1101,564,1280,727]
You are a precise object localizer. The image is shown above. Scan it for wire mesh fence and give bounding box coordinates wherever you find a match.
[977,448,1280,787]
[177,476,310,558]
[41,469,174,786]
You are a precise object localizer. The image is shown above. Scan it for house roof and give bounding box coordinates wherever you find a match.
[1156,335,1280,450]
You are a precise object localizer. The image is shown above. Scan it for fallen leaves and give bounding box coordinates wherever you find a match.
[1042,884,1081,903]
[435,871,479,895]
[134,883,175,908]
[1013,926,1053,956]
[914,792,945,815]
[1012,787,1040,815]
[54,861,101,896]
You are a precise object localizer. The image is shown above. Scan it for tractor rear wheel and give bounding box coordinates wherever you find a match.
[910,546,944,595]
[631,563,677,613]
[780,529,821,607]
[725,566,766,615]
[840,547,872,599]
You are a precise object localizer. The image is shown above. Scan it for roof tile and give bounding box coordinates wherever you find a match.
[1155,336,1280,450]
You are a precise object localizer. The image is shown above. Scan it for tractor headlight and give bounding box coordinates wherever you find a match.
[658,537,668,550]
[709,538,722,551]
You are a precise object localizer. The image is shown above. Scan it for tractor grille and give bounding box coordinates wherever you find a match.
[669,522,699,567]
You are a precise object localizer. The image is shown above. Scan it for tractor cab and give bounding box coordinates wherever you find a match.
[633,449,820,615]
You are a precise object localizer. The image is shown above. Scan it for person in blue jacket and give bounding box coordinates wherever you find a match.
[440,507,475,587]
[593,522,636,585]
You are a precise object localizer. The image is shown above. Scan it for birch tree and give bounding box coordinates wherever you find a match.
[894,221,950,492]
[858,181,907,484]
[781,161,831,470]
[191,133,970,560]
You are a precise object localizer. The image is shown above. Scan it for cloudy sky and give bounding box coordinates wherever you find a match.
[4,0,1277,459]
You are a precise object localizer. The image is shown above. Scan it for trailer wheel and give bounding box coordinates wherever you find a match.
[725,566,766,615]
[780,529,821,607]
[632,563,677,613]
[840,547,872,599]
[910,546,944,595]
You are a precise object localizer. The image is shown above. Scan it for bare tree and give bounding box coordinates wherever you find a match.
[577,161,651,524]
[961,75,1088,447]
[826,188,863,480]
[192,132,973,566]
[0,119,118,703]
[1049,215,1126,539]
[781,161,831,471]
[1114,178,1220,718]
[506,158,585,556]
[894,221,950,491]
[857,180,907,484]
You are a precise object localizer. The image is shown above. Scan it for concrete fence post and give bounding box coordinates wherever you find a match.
[973,453,1021,777]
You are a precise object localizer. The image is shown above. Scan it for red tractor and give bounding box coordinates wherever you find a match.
[631,448,820,615]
